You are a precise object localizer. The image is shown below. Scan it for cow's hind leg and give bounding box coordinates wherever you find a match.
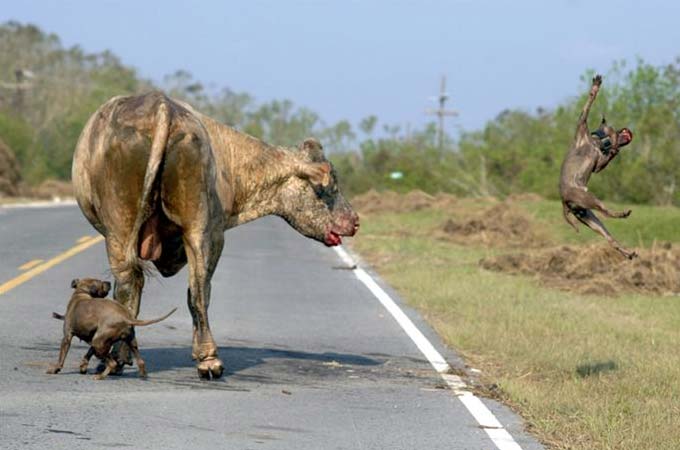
[185,227,225,379]
[573,208,637,259]
[161,128,225,379]
[106,237,145,372]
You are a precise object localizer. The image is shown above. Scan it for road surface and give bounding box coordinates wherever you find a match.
[0,203,544,450]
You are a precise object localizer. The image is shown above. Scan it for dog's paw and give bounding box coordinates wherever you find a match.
[46,366,61,375]
[93,374,107,381]
[622,209,632,218]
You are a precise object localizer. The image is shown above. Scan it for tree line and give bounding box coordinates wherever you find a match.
[2,21,679,206]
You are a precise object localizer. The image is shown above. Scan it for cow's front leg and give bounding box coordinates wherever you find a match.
[185,229,224,380]
[106,237,145,372]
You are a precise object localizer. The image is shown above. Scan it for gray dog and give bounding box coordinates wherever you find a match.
[48,278,176,380]
[559,74,635,258]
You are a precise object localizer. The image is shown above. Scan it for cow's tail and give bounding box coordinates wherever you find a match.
[123,99,171,276]
[126,307,177,327]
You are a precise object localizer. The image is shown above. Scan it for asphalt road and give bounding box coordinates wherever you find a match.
[0,204,544,450]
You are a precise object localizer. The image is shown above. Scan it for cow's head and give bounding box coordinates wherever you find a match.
[278,138,359,246]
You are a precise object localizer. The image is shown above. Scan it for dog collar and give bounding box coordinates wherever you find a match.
[591,129,613,155]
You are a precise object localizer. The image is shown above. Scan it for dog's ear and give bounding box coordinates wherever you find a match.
[70,279,79,289]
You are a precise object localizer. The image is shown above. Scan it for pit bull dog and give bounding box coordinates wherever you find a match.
[559,74,635,259]
[47,278,176,380]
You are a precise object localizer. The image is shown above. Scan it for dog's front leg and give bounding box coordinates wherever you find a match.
[46,334,73,374]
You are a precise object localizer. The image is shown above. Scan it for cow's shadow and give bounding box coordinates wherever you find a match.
[138,345,382,383]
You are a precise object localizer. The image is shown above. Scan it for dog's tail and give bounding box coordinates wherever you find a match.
[52,312,65,320]
[562,202,579,232]
[127,307,177,327]
[122,96,172,277]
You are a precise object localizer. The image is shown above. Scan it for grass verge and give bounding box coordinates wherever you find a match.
[349,197,680,450]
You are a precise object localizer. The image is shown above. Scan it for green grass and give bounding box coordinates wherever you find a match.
[350,198,680,450]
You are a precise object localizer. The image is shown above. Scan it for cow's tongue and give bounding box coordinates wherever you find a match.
[324,231,342,246]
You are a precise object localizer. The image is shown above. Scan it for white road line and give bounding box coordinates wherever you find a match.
[334,245,524,450]
[0,199,77,209]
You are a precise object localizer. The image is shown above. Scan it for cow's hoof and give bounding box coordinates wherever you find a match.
[197,358,224,380]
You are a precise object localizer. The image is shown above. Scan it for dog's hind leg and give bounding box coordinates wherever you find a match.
[46,334,73,374]
[79,347,95,374]
[567,188,631,219]
[562,202,580,232]
[128,337,147,378]
[94,356,118,381]
[574,208,637,259]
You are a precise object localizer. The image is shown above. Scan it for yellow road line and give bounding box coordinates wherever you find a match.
[0,236,105,296]
[18,259,44,271]
[77,235,96,244]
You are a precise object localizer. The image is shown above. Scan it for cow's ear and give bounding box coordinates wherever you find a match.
[71,279,79,289]
[297,161,331,188]
[299,137,324,162]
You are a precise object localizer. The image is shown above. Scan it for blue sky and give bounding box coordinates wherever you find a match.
[3,0,680,136]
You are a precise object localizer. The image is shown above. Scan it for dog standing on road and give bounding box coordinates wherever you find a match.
[47,278,176,380]
[559,74,636,259]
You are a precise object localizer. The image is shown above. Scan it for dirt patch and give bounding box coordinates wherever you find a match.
[440,202,548,247]
[480,242,680,296]
[0,138,21,197]
[351,189,457,214]
[506,192,543,203]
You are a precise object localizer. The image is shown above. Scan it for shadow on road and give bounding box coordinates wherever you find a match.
[141,345,381,375]
[26,342,434,389]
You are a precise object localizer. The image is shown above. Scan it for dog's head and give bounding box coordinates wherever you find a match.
[592,116,633,154]
[70,278,111,298]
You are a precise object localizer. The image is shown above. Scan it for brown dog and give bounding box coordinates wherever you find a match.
[47,278,176,380]
[559,74,636,259]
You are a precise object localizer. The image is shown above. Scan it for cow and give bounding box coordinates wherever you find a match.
[72,92,359,379]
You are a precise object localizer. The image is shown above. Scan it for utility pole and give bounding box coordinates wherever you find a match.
[0,69,34,115]
[425,75,458,150]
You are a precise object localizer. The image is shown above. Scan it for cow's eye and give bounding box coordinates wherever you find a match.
[313,185,335,208]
